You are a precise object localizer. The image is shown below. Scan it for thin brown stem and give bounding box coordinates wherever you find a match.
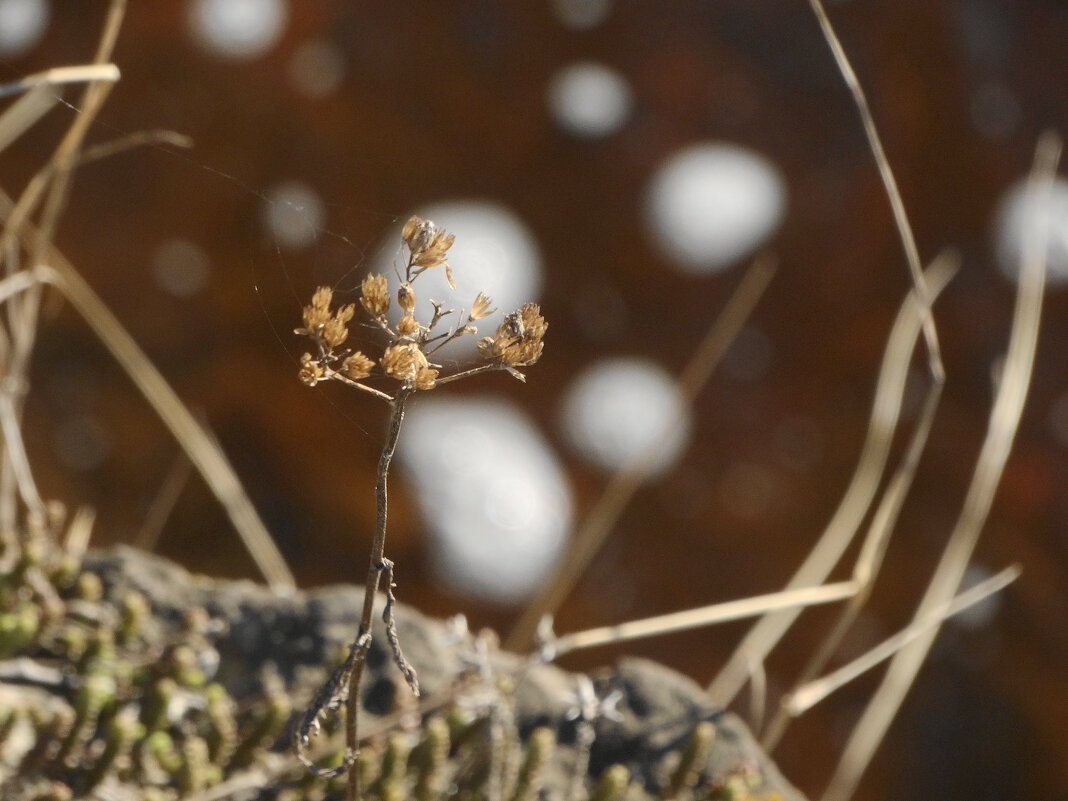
[324,368,395,402]
[433,362,499,385]
[346,387,412,801]
[805,0,944,384]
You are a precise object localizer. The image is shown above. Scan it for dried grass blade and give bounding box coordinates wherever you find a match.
[506,254,777,651]
[0,267,54,523]
[0,85,59,154]
[0,63,120,102]
[6,254,296,590]
[62,505,97,556]
[820,131,1061,801]
[805,0,942,381]
[550,580,857,659]
[709,254,957,705]
[761,252,959,750]
[786,564,1021,717]
[0,394,44,517]
[133,451,193,552]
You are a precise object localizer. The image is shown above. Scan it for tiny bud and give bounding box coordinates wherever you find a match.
[397,314,420,337]
[398,282,416,313]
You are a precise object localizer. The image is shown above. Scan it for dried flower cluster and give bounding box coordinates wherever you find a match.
[294,216,548,799]
[295,215,547,397]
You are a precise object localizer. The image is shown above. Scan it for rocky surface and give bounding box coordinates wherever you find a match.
[76,545,805,801]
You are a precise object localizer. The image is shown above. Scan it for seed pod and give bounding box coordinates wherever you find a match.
[204,682,238,768]
[19,704,74,777]
[590,764,632,801]
[373,733,411,801]
[84,706,143,792]
[142,677,176,733]
[176,736,215,795]
[230,670,291,768]
[0,602,41,658]
[508,726,555,801]
[663,721,715,799]
[58,671,117,767]
[145,730,182,775]
[118,590,150,647]
[75,572,103,603]
[412,715,450,801]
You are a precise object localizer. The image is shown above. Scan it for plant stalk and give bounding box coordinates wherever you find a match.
[346,387,412,801]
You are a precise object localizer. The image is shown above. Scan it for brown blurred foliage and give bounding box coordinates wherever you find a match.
[4,2,1068,800]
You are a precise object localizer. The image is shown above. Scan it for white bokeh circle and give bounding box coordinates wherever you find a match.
[263,181,325,251]
[400,397,571,604]
[0,0,48,58]
[560,357,691,474]
[188,0,287,60]
[645,142,786,274]
[994,174,1068,285]
[547,61,632,138]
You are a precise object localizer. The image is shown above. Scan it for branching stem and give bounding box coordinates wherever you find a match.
[433,363,499,386]
[346,386,413,801]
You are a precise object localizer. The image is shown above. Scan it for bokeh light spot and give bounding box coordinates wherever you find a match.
[551,0,613,29]
[994,174,1068,285]
[560,357,691,474]
[151,238,211,298]
[53,415,111,472]
[188,0,287,61]
[287,39,345,99]
[263,181,325,251]
[547,61,632,138]
[400,397,571,604]
[0,0,48,58]
[645,142,786,274]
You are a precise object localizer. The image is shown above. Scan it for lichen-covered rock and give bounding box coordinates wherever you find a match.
[0,541,803,801]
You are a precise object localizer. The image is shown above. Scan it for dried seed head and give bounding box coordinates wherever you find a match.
[381,343,429,383]
[402,215,456,288]
[478,303,547,367]
[469,292,495,321]
[301,286,334,332]
[415,366,439,390]
[341,351,375,380]
[322,303,356,347]
[402,215,434,254]
[397,314,421,337]
[360,273,390,318]
[397,282,416,313]
[298,353,324,386]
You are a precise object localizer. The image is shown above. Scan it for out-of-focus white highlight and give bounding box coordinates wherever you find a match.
[54,415,111,472]
[400,397,571,604]
[151,239,211,298]
[0,0,48,57]
[994,175,1068,285]
[645,142,786,274]
[188,0,287,60]
[547,62,632,138]
[551,0,613,29]
[377,200,543,358]
[287,40,345,99]
[560,357,691,474]
[263,181,324,250]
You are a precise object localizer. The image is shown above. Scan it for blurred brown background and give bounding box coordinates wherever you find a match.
[4,1,1068,800]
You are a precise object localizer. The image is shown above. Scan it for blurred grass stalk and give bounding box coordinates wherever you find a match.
[0,0,294,590]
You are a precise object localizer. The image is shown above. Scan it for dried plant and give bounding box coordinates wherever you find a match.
[292,215,547,800]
